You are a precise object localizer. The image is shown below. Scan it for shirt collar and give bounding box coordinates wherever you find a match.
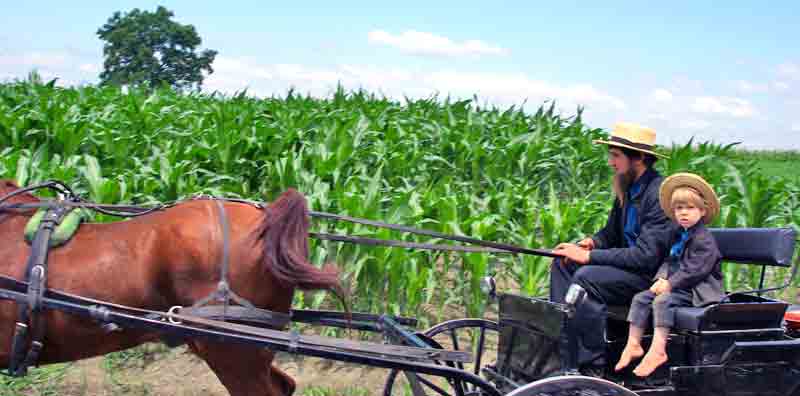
[627,167,659,199]
[677,221,705,237]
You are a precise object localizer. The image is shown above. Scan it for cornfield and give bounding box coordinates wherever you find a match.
[1,74,799,328]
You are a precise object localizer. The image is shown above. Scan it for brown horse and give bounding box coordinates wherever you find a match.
[0,179,342,395]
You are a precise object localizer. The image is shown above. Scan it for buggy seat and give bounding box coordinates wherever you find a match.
[608,227,797,332]
[673,227,796,332]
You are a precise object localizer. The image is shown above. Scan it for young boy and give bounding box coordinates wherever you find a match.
[613,172,724,377]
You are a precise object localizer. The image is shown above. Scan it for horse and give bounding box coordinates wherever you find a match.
[0,179,343,396]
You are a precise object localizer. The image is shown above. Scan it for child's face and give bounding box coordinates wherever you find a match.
[673,202,706,229]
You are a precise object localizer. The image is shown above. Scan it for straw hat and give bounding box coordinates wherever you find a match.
[659,173,720,224]
[594,122,668,159]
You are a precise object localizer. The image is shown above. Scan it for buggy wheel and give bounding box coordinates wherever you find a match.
[505,375,638,396]
[383,318,499,396]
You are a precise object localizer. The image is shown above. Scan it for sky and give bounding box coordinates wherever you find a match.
[1,1,799,150]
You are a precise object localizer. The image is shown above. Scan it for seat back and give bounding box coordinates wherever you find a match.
[709,227,797,267]
[673,227,798,333]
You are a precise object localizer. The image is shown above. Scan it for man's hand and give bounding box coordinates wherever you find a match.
[577,237,595,251]
[649,278,672,295]
[553,244,591,265]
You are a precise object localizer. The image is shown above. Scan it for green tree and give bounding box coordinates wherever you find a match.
[97,6,217,90]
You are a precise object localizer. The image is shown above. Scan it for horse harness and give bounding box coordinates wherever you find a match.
[2,184,290,377]
[8,204,72,376]
[0,180,553,377]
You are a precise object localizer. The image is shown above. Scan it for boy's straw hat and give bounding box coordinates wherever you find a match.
[659,172,720,224]
[594,122,668,159]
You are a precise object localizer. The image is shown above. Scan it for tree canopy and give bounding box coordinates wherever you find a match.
[97,6,218,90]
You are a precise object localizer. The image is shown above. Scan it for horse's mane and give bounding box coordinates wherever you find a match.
[0,179,40,204]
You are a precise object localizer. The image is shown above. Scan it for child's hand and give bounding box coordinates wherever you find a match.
[649,278,672,295]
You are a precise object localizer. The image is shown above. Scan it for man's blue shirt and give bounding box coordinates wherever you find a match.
[623,180,643,248]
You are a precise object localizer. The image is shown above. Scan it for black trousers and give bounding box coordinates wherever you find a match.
[549,258,652,367]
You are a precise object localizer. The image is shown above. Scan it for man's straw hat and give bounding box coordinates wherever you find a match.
[594,122,668,159]
[659,172,720,224]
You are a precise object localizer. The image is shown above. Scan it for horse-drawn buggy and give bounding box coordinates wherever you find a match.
[1,180,799,396]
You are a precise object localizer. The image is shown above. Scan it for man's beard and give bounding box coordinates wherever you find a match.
[613,168,639,204]
[617,168,638,192]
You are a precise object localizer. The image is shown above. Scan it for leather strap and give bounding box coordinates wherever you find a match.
[184,199,278,327]
[309,211,556,257]
[8,204,71,377]
[1,181,554,258]
[0,275,471,364]
[310,232,511,254]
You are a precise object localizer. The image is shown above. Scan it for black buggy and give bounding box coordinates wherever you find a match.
[3,181,799,396]
[382,227,800,396]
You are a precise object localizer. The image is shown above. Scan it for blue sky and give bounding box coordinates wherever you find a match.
[2,1,799,149]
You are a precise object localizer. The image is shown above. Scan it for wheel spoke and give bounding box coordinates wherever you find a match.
[384,319,500,396]
[474,325,486,376]
[403,371,429,396]
[449,329,465,371]
[415,373,455,396]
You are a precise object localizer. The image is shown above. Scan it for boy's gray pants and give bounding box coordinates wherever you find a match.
[627,289,693,328]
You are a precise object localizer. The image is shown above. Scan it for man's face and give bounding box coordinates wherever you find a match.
[607,148,631,175]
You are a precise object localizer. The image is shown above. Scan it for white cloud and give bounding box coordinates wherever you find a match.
[420,71,625,110]
[201,58,625,112]
[679,120,711,130]
[773,81,790,92]
[792,123,800,132]
[650,89,673,102]
[79,63,100,73]
[735,80,769,94]
[648,113,668,121]
[691,96,757,118]
[778,62,800,79]
[0,52,70,68]
[368,30,508,57]
[213,57,273,80]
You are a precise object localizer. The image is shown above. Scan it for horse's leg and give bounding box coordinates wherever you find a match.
[188,340,295,396]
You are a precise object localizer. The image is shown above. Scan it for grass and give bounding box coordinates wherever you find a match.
[301,386,371,396]
[729,149,800,182]
[0,364,70,396]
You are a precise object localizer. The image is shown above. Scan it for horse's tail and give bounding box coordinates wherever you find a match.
[257,188,346,303]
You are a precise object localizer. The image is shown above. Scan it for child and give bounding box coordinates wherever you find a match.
[614,172,724,377]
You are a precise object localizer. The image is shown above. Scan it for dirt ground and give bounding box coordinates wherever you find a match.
[52,346,394,396]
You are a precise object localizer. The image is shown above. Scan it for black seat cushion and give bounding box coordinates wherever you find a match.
[674,307,706,331]
[674,300,788,332]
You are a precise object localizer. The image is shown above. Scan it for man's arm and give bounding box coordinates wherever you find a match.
[588,193,673,273]
[591,201,620,250]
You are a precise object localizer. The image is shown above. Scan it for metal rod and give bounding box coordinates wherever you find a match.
[0,287,500,396]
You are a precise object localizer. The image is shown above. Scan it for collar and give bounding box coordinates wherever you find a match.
[627,167,659,199]
[677,221,705,238]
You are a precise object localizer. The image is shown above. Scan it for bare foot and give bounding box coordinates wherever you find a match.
[614,344,644,372]
[632,350,668,377]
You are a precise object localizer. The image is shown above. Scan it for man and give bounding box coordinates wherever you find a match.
[551,122,673,375]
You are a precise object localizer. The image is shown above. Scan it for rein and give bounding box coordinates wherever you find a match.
[0,181,551,377]
[0,181,555,257]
